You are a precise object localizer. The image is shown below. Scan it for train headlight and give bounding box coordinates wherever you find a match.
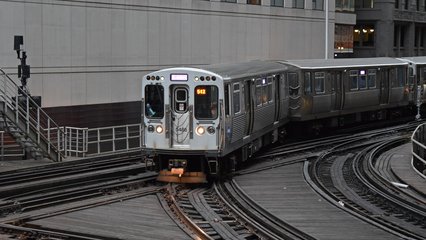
[207,126,215,134]
[196,126,205,135]
[156,125,164,133]
[147,125,154,132]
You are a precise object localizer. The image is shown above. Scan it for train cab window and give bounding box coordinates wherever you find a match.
[145,85,164,118]
[304,72,312,94]
[233,83,241,114]
[350,70,358,90]
[368,69,377,88]
[194,86,218,120]
[314,72,325,94]
[359,70,367,89]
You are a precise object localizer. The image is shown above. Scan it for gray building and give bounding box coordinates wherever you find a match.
[0,0,355,125]
[354,0,426,57]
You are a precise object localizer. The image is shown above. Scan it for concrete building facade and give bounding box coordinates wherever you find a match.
[354,0,426,57]
[0,0,355,125]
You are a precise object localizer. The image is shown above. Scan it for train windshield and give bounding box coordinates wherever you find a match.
[145,85,164,118]
[194,86,218,119]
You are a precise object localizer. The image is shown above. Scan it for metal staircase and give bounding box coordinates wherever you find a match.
[0,68,65,162]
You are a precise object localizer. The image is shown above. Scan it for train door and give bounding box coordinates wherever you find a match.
[244,80,254,136]
[170,85,190,147]
[274,75,280,121]
[380,69,390,104]
[333,71,343,110]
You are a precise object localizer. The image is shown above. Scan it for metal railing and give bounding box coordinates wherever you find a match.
[411,123,426,178]
[64,124,142,157]
[0,69,65,161]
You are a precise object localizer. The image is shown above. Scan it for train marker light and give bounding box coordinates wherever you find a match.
[156,125,164,133]
[196,126,205,135]
[195,76,199,81]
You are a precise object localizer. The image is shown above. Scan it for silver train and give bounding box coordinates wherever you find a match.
[141,57,426,183]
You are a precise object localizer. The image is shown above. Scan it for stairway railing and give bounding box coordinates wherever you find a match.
[0,68,65,161]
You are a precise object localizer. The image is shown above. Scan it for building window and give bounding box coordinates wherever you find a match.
[222,0,237,2]
[248,0,261,4]
[293,0,304,8]
[312,0,324,10]
[403,0,408,9]
[394,25,407,48]
[395,0,399,8]
[271,0,284,7]
[336,0,355,12]
[354,24,375,47]
[355,0,374,8]
[335,25,354,53]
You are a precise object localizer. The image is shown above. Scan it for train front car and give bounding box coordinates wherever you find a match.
[142,61,290,183]
[142,67,222,183]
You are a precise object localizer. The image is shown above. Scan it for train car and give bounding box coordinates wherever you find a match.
[399,57,426,106]
[280,58,412,133]
[141,61,292,183]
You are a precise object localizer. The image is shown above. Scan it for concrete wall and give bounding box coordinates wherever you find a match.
[0,0,343,108]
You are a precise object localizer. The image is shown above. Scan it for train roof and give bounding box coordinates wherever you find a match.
[200,60,288,80]
[281,57,408,69]
[398,56,426,65]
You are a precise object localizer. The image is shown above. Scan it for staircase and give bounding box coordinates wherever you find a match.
[0,130,25,161]
[0,68,65,162]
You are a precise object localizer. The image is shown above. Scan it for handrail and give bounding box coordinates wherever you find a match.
[410,123,426,178]
[0,68,66,161]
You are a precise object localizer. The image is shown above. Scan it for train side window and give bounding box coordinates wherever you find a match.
[359,70,367,90]
[255,79,262,106]
[225,84,230,116]
[304,72,312,94]
[396,67,405,87]
[233,83,241,114]
[368,69,376,88]
[314,72,325,94]
[144,85,164,118]
[194,86,218,120]
[267,76,273,103]
[262,78,268,105]
[349,70,358,90]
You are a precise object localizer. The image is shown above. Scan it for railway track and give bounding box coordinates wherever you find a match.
[0,152,157,219]
[306,135,426,239]
[161,182,315,240]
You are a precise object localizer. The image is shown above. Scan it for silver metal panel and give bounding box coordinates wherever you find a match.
[312,95,331,114]
[389,87,405,104]
[231,114,246,143]
[344,90,380,109]
[282,58,408,70]
[253,104,275,132]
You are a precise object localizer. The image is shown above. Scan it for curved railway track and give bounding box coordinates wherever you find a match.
[306,135,426,239]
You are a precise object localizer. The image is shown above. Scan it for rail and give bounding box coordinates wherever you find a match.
[0,131,3,161]
[0,69,65,161]
[64,123,142,157]
[411,123,426,178]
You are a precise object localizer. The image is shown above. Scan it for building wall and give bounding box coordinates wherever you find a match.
[0,0,350,109]
[354,0,426,58]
